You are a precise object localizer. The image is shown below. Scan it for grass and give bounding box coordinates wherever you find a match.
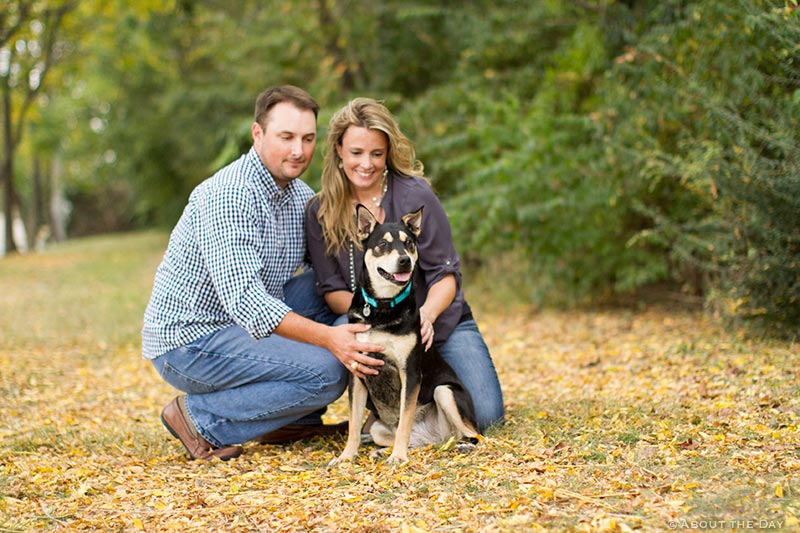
[1,231,798,531]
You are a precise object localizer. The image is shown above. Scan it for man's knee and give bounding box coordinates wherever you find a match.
[315,358,349,403]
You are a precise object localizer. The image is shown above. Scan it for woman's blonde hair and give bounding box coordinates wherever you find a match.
[315,98,425,255]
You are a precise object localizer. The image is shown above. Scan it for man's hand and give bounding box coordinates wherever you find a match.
[326,323,384,379]
[273,312,384,379]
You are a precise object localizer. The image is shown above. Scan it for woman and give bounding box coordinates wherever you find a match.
[305,97,504,431]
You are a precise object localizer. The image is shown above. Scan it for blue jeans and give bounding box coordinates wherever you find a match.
[151,271,343,447]
[438,318,505,432]
[332,314,505,432]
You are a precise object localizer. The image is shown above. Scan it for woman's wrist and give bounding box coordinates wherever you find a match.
[420,306,437,324]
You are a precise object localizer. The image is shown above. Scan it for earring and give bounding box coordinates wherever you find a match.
[338,160,344,169]
[383,167,388,179]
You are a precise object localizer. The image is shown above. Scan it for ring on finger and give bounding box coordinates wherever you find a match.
[350,360,359,371]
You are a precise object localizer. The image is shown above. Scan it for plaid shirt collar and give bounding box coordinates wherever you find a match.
[246,147,294,208]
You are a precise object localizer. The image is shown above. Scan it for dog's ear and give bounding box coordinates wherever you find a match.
[401,207,423,238]
[356,204,378,241]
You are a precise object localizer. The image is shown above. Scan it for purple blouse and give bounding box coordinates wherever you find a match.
[305,172,472,343]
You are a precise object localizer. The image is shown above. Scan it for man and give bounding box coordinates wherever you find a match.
[142,86,384,460]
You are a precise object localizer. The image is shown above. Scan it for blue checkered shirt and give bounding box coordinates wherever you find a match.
[141,147,314,359]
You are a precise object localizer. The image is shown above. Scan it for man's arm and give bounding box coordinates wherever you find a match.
[273,311,384,378]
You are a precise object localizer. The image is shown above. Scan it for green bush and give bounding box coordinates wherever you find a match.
[598,1,800,335]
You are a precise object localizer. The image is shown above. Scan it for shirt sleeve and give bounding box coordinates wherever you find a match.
[194,183,290,338]
[402,180,461,289]
[305,198,351,295]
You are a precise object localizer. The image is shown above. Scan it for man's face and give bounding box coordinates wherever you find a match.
[252,101,317,188]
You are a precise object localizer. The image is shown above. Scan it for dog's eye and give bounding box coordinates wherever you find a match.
[404,240,416,253]
[377,240,390,251]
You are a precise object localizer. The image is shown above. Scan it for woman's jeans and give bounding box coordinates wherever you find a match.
[151,271,342,448]
[438,318,505,432]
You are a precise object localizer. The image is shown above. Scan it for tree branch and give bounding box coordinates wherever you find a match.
[0,1,34,49]
[13,1,77,146]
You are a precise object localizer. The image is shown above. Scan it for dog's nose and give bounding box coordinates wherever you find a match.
[398,255,411,269]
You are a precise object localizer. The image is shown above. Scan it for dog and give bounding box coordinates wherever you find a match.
[330,205,479,465]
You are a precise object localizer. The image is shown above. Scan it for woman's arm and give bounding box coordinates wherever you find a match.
[419,274,456,350]
[324,290,354,316]
[305,198,352,310]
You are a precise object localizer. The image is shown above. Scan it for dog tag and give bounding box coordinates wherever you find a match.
[362,304,371,317]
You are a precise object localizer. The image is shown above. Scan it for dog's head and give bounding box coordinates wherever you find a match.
[356,205,423,300]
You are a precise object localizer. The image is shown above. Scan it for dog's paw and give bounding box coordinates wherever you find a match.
[385,452,408,465]
[328,454,355,467]
[455,441,478,453]
[369,447,389,460]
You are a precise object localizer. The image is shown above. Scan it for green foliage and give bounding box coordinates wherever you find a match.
[8,0,798,334]
[407,1,799,332]
[406,4,654,304]
[597,1,800,335]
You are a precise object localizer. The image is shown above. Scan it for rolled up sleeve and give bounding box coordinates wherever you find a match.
[404,184,461,289]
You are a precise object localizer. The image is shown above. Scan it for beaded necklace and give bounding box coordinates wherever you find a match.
[349,172,388,292]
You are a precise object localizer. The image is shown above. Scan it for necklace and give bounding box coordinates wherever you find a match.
[349,241,356,292]
[371,176,388,209]
[350,171,388,292]
[363,171,388,210]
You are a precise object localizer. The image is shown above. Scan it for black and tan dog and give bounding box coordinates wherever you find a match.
[330,205,479,465]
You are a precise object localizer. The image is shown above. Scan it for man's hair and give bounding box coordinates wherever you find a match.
[254,85,320,127]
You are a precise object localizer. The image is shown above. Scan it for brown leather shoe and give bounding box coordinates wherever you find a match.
[161,396,243,460]
[256,421,349,445]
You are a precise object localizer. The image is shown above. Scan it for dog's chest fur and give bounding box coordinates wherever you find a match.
[356,328,418,426]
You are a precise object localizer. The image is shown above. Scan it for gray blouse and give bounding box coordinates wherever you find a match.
[305,172,472,343]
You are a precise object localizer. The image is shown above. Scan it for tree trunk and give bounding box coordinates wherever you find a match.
[2,80,17,255]
[49,155,67,243]
[27,154,43,250]
[316,0,359,92]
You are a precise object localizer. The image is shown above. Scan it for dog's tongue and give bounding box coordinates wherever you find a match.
[393,272,411,283]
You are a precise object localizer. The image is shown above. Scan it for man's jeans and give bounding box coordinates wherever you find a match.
[151,271,342,448]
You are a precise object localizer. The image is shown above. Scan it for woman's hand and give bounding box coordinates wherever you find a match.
[418,275,456,351]
[420,309,435,351]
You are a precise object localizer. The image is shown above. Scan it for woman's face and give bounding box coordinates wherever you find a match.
[336,126,388,192]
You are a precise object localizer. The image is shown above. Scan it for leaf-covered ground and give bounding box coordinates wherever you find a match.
[1,232,798,532]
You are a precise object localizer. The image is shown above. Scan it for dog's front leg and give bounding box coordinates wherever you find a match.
[387,381,420,464]
[329,377,369,466]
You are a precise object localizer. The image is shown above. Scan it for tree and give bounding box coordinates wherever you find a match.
[0,0,75,254]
